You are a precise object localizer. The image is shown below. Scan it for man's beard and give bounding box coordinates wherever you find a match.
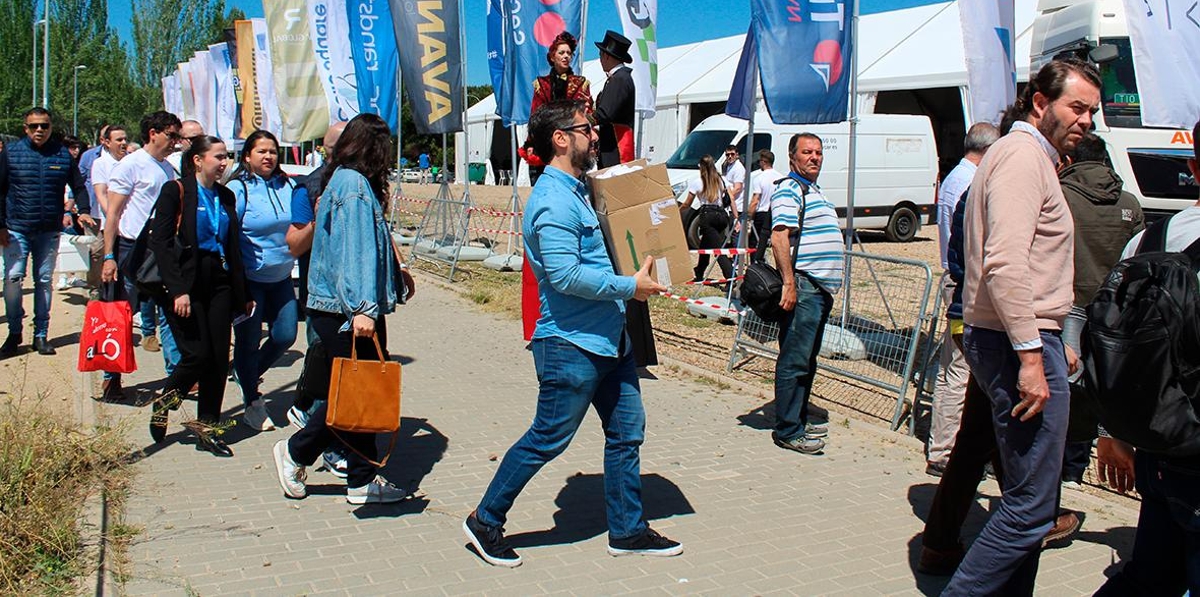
[570,142,596,172]
[1038,107,1073,154]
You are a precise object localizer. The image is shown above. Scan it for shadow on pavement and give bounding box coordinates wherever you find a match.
[905,483,1000,595]
[505,473,694,549]
[736,400,829,431]
[1075,526,1136,579]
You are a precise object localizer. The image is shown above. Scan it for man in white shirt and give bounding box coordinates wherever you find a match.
[721,144,746,203]
[98,111,182,402]
[748,149,782,264]
[927,122,1001,476]
[165,120,204,176]
[90,125,129,231]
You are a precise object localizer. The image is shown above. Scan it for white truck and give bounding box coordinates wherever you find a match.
[664,112,939,242]
[1032,0,1198,217]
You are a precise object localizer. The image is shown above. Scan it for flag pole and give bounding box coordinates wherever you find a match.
[579,0,589,67]
[396,66,403,182]
[728,11,758,305]
[840,0,860,325]
[458,0,471,202]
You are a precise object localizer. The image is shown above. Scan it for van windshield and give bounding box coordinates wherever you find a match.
[1099,37,1141,128]
[665,130,737,169]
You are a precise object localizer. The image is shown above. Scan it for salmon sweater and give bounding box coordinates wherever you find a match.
[962,125,1075,349]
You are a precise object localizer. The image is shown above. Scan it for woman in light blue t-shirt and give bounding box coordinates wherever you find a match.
[230,130,298,432]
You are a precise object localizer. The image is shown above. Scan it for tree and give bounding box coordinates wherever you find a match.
[129,0,233,89]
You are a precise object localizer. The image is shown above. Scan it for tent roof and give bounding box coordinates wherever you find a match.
[468,0,1039,123]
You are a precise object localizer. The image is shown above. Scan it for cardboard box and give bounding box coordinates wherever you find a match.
[588,160,692,287]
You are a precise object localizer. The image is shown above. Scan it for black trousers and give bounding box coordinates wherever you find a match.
[288,311,388,487]
[694,207,733,281]
[752,212,772,264]
[160,252,234,424]
[922,368,1006,552]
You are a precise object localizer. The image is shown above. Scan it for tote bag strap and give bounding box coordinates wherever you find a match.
[335,331,395,467]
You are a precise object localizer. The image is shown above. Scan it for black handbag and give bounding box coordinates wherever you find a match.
[134,181,183,299]
[739,176,807,322]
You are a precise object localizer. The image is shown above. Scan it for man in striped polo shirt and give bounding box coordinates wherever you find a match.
[769,133,844,455]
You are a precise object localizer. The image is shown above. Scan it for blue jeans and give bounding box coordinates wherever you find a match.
[1096,451,1200,596]
[943,327,1070,597]
[104,237,179,380]
[233,278,298,403]
[476,335,648,540]
[3,230,60,339]
[774,275,834,442]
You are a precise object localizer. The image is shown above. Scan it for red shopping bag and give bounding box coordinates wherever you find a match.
[78,294,137,374]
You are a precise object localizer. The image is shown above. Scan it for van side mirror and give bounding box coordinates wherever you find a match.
[1090,44,1120,65]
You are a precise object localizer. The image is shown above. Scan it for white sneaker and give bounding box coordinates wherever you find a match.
[69,276,88,288]
[272,440,307,499]
[243,400,276,431]
[346,476,409,505]
[56,275,70,290]
[286,405,309,428]
[318,450,349,479]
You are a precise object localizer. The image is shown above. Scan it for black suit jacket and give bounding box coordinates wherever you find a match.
[595,66,636,168]
[148,176,248,310]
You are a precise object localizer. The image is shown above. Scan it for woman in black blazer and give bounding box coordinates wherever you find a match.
[147,135,253,457]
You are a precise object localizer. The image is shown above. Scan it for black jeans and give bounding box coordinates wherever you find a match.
[693,206,733,281]
[752,212,772,264]
[287,311,388,488]
[159,252,234,424]
[922,336,1006,552]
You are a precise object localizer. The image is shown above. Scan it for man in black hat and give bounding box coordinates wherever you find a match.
[594,30,636,168]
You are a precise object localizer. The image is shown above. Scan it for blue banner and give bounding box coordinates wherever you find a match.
[724,28,758,120]
[497,0,584,126]
[752,0,852,124]
[346,0,399,131]
[487,0,506,106]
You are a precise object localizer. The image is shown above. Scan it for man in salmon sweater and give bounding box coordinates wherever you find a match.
[942,58,1101,596]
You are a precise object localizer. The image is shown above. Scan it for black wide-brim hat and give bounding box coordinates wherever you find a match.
[595,30,634,64]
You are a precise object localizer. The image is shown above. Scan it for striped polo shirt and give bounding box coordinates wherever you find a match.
[770,175,844,294]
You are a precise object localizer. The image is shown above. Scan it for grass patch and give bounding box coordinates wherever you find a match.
[0,397,133,594]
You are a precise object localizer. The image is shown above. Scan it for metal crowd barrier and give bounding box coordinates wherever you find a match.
[727,251,936,431]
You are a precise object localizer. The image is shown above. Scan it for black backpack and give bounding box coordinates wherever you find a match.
[1081,217,1200,456]
[740,175,806,322]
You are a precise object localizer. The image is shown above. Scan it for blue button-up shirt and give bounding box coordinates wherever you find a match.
[524,165,636,357]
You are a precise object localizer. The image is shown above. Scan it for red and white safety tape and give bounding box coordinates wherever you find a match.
[467,206,522,218]
[684,276,743,286]
[468,227,522,237]
[690,248,756,256]
[657,292,744,316]
[395,196,431,206]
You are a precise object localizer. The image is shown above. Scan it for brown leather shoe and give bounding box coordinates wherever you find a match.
[1043,510,1083,549]
[917,544,964,576]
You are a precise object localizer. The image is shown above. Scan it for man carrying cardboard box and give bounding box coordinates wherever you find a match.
[464,100,681,567]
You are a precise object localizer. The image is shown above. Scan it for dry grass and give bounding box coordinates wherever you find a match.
[0,395,133,594]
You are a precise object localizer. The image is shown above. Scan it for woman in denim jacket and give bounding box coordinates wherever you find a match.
[271,113,413,505]
[230,130,298,432]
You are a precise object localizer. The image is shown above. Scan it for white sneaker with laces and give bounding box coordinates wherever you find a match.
[272,440,307,499]
[286,405,309,428]
[346,476,409,505]
[243,400,276,431]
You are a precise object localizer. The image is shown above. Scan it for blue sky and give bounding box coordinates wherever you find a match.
[106,0,947,85]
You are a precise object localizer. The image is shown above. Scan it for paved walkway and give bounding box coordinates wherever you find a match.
[98,280,1138,596]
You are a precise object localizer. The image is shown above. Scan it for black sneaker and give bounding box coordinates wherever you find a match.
[607,527,683,557]
[463,512,521,567]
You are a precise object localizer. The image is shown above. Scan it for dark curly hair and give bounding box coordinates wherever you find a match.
[545,31,578,68]
[321,113,392,207]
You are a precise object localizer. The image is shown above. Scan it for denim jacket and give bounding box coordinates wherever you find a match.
[306,168,402,326]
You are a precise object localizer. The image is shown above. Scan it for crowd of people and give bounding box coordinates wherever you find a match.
[1,42,1196,592]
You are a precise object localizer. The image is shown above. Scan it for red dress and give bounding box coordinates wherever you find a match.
[521,72,594,341]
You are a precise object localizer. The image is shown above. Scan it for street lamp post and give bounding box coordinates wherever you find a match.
[73,65,86,134]
[32,19,45,107]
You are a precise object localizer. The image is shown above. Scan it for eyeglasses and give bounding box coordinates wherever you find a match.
[25,122,51,130]
[725,152,737,159]
[559,122,596,135]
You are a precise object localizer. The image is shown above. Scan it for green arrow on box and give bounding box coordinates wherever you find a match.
[626,231,640,270]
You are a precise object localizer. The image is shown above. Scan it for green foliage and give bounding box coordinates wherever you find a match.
[396,84,491,171]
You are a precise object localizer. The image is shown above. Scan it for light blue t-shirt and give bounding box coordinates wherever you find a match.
[232,174,296,283]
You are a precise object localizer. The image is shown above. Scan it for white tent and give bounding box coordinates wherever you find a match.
[459,0,1037,183]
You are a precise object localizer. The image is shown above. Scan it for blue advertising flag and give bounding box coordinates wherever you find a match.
[753,0,852,124]
[498,0,584,126]
[487,0,506,108]
[724,28,758,120]
[346,0,399,131]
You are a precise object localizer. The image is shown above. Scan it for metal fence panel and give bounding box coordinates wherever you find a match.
[728,251,935,431]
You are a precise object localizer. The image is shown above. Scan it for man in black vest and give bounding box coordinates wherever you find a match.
[0,108,93,357]
[593,30,636,169]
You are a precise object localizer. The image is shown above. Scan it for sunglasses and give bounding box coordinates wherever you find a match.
[559,122,596,135]
[25,122,51,130]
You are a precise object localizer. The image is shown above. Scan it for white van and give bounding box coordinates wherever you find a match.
[663,113,939,242]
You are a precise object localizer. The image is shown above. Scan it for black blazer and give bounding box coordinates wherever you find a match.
[147,176,248,310]
[595,66,636,168]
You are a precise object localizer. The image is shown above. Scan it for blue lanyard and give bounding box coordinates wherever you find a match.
[198,185,221,238]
